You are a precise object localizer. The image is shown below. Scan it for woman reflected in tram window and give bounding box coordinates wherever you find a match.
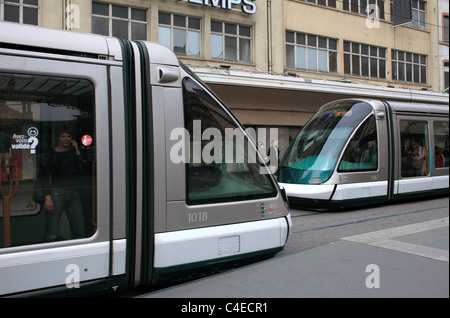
[38,127,86,242]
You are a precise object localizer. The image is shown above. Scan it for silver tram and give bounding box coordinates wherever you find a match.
[0,22,290,296]
[277,99,449,210]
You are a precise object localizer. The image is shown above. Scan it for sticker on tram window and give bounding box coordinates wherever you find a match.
[11,127,40,154]
[81,134,93,146]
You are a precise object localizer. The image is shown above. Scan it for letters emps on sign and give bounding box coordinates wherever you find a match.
[188,0,257,14]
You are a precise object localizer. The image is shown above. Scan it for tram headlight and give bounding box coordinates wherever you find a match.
[308,178,322,184]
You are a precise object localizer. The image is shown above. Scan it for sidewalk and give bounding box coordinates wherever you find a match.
[141,217,449,298]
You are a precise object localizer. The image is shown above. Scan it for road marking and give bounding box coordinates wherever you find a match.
[342,218,449,262]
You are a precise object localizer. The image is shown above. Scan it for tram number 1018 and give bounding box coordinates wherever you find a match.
[188,212,208,223]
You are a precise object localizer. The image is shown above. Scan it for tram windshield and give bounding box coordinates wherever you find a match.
[277,100,373,184]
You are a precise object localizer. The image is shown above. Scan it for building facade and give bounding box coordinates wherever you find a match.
[1,0,448,155]
[438,0,449,93]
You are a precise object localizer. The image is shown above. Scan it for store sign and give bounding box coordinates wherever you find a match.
[188,0,257,15]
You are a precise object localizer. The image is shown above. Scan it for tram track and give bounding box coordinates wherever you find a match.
[290,212,318,218]
[291,207,448,234]
[277,196,449,258]
[287,195,449,235]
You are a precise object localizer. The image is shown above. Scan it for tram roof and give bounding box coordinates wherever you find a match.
[0,22,178,66]
[0,21,113,57]
[386,101,449,115]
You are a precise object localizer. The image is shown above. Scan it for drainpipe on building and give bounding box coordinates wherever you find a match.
[267,0,273,73]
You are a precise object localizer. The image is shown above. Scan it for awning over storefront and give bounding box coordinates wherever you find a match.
[193,66,448,127]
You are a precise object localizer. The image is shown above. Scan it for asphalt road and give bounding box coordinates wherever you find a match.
[283,195,449,256]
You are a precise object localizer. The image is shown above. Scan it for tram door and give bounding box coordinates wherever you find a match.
[0,53,119,295]
[397,117,432,194]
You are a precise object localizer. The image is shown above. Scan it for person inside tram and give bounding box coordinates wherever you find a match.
[360,139,377,168]
[38,127,86,242]
[434,146,444,168]
[401,138,414,177]
[267,139,280,173]
[411,139,427,176]
[258,142,268,164]
[444,148,450,167]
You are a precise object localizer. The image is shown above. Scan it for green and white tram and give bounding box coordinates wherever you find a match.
[277,98,449,210]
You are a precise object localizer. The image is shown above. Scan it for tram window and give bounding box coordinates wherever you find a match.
[338,115,378,172]
[277,100,373,185]
[0,73,96,248]
[399,120,429,177]
[433,121,449,168]
[182,77,277,204]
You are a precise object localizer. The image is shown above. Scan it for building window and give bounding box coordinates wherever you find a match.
[301,0,337,8]
[443,15,449,44]
[392,49,427,84]
[211,21,252,63]
[92,2,147,40]
[344,41,386,79]
[343,0,385,20]
[286,31,337,73]
[0,0,38,25]
[411,0,426,30]
[158,12,201,57]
